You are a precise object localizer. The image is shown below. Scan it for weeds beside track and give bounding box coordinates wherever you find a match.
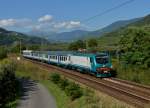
[24,58,150,108]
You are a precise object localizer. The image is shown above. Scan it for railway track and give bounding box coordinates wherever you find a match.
[23,58,150,108]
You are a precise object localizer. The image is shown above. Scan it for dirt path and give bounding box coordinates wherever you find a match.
[17,79,57,108]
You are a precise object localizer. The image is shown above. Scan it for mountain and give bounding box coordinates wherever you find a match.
[0,28,49,46]
[86,17,141,37]
[48,30,90,42]
[27,30,56,38]
[27,17,140,42]
[27,30,90,42]
[96,14,150,50]
[128,14,150,26]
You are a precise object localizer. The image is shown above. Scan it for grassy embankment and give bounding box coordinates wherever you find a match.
[112,59,150,85]
[14,57,133,108]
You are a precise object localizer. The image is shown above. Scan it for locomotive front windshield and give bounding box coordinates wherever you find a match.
[96,56,109,64]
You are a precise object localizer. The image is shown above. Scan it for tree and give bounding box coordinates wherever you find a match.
[0,47,7,60]
[119,26,150,67]
[68,40,86,50]
[87,38,98,48]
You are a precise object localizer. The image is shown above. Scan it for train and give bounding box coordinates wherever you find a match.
[22,50,113,77]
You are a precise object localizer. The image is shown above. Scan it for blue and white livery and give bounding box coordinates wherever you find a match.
[22,50,112,77]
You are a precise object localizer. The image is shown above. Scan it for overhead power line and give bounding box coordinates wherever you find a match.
[81,0,135,23]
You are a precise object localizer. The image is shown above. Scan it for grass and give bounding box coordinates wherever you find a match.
[5,100,18,108]
[112,59,150,85]
[13,57,133,108]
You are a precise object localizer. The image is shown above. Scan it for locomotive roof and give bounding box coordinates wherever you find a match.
[32,51,108,57]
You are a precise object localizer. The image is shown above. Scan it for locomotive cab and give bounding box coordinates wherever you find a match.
[92,54,112,77]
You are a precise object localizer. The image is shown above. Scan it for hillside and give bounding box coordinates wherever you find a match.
[28,30,90,42]
[97,14,150,50]
[84,17,140,39]
[48,30,90,42]
[27,17,140,42]
[0,28,49,46]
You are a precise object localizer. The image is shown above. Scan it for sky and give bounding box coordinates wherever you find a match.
[0,0,150,33]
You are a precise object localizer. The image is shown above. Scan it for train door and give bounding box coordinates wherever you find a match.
[90,57,94,72]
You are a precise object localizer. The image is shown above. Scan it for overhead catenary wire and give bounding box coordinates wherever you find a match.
[81,0,135,23]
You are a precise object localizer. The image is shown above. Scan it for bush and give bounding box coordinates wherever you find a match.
[0,60,20,107]
[59,78,69,90]
[49,73,61,84]
[49,73,83,100]
[0,47,7,60]
[65,82,83,100]
[0,59,17,73]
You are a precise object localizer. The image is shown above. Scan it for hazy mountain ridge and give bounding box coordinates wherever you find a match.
[0,14,149,46]
[0,28,49,45]
[27,17,141,42]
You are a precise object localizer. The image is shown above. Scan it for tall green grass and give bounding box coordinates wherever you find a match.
[112,59,150,85]
[14,58,133,108]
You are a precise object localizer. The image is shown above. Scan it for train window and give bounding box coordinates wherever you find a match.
[69,56,71,61]
[63,57,65,61]
[45,55,48,58]
[64,57,66,61]
[96,56,108,64]
[90,57,93,63]
[65,57,66,61]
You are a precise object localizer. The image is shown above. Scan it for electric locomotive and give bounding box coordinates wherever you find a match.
[22,50,112,77]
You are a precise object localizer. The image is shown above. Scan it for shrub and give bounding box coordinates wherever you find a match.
[49,73,83,100]
[65,82,83,100]
[0,59,17,73]
[59,78,69,90]
[49,73,61,84]
[0,60,20,107]
[0,47,7,60]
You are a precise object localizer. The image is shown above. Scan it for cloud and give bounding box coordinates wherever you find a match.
[0,18,32,28]
[38,15,53,23]
[53,22,67,28]
[0,14,82,32]
[67,21,80,28]
[54,21,81,29]
[0,19,16,27]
